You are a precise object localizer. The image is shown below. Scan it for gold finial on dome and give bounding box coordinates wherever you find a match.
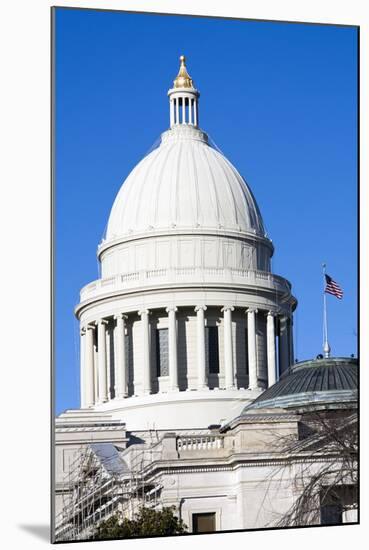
[173,55,194,88]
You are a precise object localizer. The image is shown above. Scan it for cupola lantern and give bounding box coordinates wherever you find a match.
[168,55,200,127]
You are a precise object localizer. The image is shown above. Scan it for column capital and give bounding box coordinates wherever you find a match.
[114,313,128,321]
[166,306,178,313]
[97,318,109,326]
[80,326,86,335]
[86,323,96,331]
[195,305,207,312]
[221,306,235,313]
[246,307,258,314]
[138,309,150,317]
[267,310,278,317]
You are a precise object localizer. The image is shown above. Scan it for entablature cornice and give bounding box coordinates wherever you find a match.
[76,270,296,318]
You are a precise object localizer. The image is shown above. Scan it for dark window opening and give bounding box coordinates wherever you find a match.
[320,485,357,525]
[192,512,216,533]
[206,326,219,374]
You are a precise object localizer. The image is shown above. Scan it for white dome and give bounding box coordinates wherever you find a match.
[106,126,265,241]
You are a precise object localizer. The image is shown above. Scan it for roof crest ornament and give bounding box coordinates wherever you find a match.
[173,55,194,88]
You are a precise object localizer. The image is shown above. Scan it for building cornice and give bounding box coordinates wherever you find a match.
[75,278,296,319]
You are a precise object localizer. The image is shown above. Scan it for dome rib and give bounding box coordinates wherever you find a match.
[171,141,184,226]
[188,142,200,225]
[199,142,221,226]
[211,147,240,227]
[153,142,176,228]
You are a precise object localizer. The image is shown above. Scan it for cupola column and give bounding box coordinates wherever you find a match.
[166,306,179,391]
[97,319,109,403]
[247,308,258,390]
[114,314,128,399]
[222,306,235,389]
[188,99,193,124]
[175,99,179,125]
[169,99,175,127]
[139,309,151,394]
[195,306,207,390]
[266,311,277,387]
[85,324,95,407]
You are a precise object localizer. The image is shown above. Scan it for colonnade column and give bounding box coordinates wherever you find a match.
[266,311,277,387]
[247,308,258,390]
[80,327,86,408]
[222,306,235,389]
[139,309,151,394]
[166,306,179,391]
[195,306,207,390]
[114,314,128,399]
[85,324,95,407]
[97,319,108,403]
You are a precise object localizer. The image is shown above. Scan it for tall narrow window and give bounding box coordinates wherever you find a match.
[156,328,169,377]
[206,326,219,374]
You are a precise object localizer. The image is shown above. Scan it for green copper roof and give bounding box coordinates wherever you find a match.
[244,357,357,412]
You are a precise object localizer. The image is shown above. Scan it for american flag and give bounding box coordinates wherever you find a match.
[325,274,343,299]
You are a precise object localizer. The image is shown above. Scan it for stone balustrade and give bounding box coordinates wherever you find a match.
[177,434,224,452]
[79,267,291,303]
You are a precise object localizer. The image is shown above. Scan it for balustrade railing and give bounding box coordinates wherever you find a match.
[176,434,224,452]
[80,266,291,301]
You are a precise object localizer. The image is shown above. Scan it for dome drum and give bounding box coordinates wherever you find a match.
[98,232,273,280]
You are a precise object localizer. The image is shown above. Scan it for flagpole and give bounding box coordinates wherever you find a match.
[322,263,331,358]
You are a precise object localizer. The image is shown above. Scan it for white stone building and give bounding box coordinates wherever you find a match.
[54,57,357,541]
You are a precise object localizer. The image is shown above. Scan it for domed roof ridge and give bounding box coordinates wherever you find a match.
[103,56,268,245]
[105,127,268,242]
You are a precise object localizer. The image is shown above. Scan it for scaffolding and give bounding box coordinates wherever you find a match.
[55,433,164,542]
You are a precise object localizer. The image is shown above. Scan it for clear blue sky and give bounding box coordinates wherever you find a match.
[54,8,358,415]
